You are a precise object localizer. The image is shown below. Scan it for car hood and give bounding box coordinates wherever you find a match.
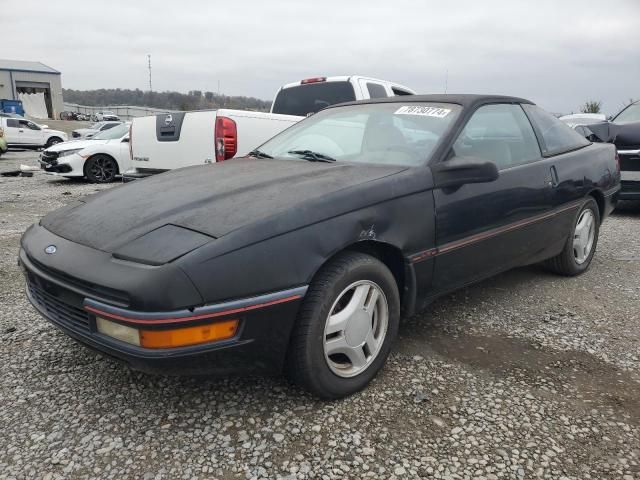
[73,128,97,135]
[41,158,407,253]
[46,138,107,152]
[43,128,67,137]
[583,120,640,148]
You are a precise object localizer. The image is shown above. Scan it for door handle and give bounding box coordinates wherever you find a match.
[546,166,559,187]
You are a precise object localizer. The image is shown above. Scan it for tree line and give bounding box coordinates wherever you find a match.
[63,88,272,112]
[580,98,636,114]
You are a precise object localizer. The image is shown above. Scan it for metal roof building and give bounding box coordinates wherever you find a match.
[0,59,63,119]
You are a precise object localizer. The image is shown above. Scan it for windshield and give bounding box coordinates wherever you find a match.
[92,123,129,140]
[257,102,461,166]
[272,81,357,116]
[89,122,105,129]
[613,103,640,125]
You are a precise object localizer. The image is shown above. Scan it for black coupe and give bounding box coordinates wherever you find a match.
[20,95,620,398]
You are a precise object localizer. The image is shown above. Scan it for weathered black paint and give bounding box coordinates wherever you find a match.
[20,94,620,375]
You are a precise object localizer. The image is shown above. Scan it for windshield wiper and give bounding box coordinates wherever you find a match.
[287,150,336,162]
[248,149,273,159]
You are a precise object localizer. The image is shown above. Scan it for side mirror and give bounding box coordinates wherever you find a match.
[431,156,499,189]
[40,124,49,129]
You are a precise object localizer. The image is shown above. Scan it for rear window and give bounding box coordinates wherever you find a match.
[523,104,590,156]
[272,81,356,116]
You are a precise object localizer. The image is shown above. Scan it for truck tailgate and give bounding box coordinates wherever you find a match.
[131,110,218,171]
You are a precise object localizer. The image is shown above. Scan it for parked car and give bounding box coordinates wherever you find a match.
[19,94,619,399]
[39,122,131,182]
[60,111,78,120]
[76,113,91,121]
[126,75,415,177]
[571,102,640,201]
[0,127,7,156]
[71,121,122,139]
[1,117,67,149]
[559,113,606,128]
[609,101,640,201]
[91,111,120,122]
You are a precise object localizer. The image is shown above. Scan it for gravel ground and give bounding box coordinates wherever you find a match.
[1,150,639,480]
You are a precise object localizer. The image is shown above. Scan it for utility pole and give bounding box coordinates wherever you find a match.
[147,54,152,92]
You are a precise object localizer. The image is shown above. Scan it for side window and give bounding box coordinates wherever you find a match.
[6,119,19,128]
[452,104,541,170]
[392,87,413,96]
[366,83,388,99]
[25,121,40,130]
[522,104,590,156]
[102,123,116,131]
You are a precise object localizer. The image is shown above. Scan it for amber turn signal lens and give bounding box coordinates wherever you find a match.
[139,319,239,349]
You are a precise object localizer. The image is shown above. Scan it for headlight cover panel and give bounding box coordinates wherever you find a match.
[112,224,215,266]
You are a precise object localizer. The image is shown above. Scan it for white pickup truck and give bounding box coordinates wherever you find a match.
[127,75,415,177]
[0,117,68,149]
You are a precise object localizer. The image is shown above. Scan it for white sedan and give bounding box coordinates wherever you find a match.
[39,123,131,183]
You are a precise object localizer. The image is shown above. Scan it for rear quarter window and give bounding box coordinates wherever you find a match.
[523,104,590,156]
[366,83,388,99]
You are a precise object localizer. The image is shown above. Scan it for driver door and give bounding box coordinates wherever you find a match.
[19,119,44,145]
[431,103,553,293]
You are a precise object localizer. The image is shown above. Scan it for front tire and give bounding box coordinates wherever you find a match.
[45,137,62,148]
[286,252,400,399]
[544,197,600,276]
[84,154,118,183]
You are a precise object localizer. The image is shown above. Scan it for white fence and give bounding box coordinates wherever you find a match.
[63,103,181,120]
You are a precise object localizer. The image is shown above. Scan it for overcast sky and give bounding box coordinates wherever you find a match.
[3,0,639,114]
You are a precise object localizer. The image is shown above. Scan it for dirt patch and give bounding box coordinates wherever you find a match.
[399,332,640,422]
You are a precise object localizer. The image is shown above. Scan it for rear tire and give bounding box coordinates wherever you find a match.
[286,252,400,399]
[84,154,118,183]
[544,197,600,276]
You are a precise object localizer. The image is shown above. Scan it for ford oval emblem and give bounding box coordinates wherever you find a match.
[44,245,57,254]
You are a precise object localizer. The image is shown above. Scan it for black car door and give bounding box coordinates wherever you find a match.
[430,103,553,294]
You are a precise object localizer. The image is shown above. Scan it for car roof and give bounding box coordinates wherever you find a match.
[279,75,415,93]
[330,94,534,110]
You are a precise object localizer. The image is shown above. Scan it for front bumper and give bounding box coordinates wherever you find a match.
[20,248,306,376]
[39,152,84,176]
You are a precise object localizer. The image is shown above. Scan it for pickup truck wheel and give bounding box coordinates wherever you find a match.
[286,252,400,399]
[45,137,63,148]
[544,197,600,276]
[85,154,118,183]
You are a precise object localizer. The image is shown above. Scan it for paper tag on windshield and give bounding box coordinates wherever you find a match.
[395,106,451,118]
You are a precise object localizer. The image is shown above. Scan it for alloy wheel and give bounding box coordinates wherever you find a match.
[573,209,595,264]
[323,280,389,378]
[89,157,116,182]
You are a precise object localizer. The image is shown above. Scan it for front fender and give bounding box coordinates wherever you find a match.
[180,189,434,305]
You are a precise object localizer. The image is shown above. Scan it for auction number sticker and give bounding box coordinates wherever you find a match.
[395,106,451,118]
